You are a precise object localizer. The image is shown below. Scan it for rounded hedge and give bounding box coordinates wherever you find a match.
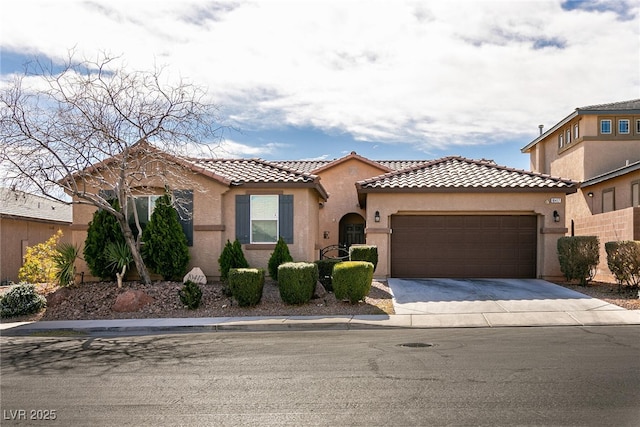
[0,283,47,318]
[278,262,318,305]
[229,268,265,307]
[332,261,374,304]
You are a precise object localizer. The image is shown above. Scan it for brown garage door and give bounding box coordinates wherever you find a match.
[391,215,537,278]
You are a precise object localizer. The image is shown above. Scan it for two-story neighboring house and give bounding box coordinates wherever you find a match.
[521,99,640,282]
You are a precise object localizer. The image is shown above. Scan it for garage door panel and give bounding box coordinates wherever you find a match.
[391,215,537,278]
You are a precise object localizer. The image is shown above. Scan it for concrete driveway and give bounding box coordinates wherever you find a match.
[388,278,625,315]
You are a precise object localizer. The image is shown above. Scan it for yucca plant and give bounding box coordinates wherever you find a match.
[53,243,80,287]
[105,241,133,288]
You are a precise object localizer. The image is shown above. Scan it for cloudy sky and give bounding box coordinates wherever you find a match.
[1,0,638,170]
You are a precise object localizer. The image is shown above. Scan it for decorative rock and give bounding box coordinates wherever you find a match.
[183,267,207,285]
[313,281,328,299]
[112,290,154,312]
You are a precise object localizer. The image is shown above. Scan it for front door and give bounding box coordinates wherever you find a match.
[345,223,365,247]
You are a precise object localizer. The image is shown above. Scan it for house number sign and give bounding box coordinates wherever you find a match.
[549,197,562,204]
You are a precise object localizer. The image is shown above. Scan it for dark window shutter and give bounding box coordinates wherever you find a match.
[173,190,194,247]
[236,195,250,244]
[279,194,294,244]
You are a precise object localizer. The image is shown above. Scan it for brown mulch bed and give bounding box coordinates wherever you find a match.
[0,280,394,323]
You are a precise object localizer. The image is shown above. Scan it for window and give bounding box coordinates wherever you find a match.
[636,119,640,134]
[250,195,278,243]
[618,119,630,134]
[126,191,194,246]
[574,123,579,140]
[633,181,640,207]
[602,188,615,213]
[236,194,294,244]
[558,133,564,148]
[566,129,571,145]
[128,195,161,227]
[600,119,612,134]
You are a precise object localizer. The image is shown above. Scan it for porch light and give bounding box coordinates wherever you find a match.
[374,211,380,223]
[553,210,560,223]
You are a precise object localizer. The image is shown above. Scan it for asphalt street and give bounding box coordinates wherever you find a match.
[1,327,639,426]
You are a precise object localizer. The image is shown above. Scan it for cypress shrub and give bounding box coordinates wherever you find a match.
[277,262,318,305]
[349,245,378,272]
[178,280,203,309]
[142,193,190,280]
[84,199,125,280]
[268,236,293,280]
[218,239,250,282]
[605,241,640,289]
[332,261,374,303]
[0,283,47,318]
[557,236,599,286]
[228,268,264,307]
[315,259,342,291]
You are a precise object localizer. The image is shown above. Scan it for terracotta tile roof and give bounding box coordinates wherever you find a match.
[274,159,428,173]
[0,188,72,223]
[189,158,320,185]
[357,156,576,192]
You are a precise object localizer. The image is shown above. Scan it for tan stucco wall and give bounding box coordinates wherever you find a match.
[530,115,640,181]
[0,218,71,283]
[223,187,321,276]
[573,207,640,283]
[315,157,388,247]
[363,191,570,280]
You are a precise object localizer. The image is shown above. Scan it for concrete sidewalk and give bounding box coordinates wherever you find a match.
[1,310,639,335]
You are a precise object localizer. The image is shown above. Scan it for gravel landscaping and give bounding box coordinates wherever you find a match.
[1,279,637,323]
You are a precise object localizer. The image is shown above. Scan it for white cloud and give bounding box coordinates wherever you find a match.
[2,0,638,155]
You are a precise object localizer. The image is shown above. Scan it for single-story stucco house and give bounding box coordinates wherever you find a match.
[68,143,576,282]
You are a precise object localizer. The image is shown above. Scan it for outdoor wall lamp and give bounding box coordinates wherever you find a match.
[374,211,381,222]
[553,210,560,223]
[587,192,594,198]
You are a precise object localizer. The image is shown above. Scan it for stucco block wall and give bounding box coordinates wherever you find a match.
[573,207,640,283]
[0,218,71,283]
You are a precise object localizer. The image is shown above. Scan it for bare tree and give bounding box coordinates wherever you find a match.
[0,53,225,285]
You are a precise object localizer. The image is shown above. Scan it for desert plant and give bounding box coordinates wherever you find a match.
[178,280,203,309]
[332,261,374,303]
[18,230,62,284]
[605,241,640,291]
[277,262,318,305]
[228,268,265,307]
[105,241,134,288]
[0,283,47,318]
[349,245,378,272]
[84,199,125,280]
[315,259,342,292]
[53,242,80,287]
[218,239,250,282]
[557,236,599,286]
[141,193,190,280]
[268,236,294,281]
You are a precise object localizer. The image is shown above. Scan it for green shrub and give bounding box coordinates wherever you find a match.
[178,280,203,309]
[277,262,318,305]
[218,240,249,282]
[0,283,47,318]
[557,236,599,286]
[18,230,62,284]
[142,193,190,280]
[315,259,342,292]
[605,241,640,290]
[332,261,374,303]
[229,268,264,307]
[268,236,294,280]
[53,242,79,287]
[84,199,125,280]
[349,245,378,272]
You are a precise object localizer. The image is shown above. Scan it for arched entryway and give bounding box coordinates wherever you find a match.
[339,213,365,248]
